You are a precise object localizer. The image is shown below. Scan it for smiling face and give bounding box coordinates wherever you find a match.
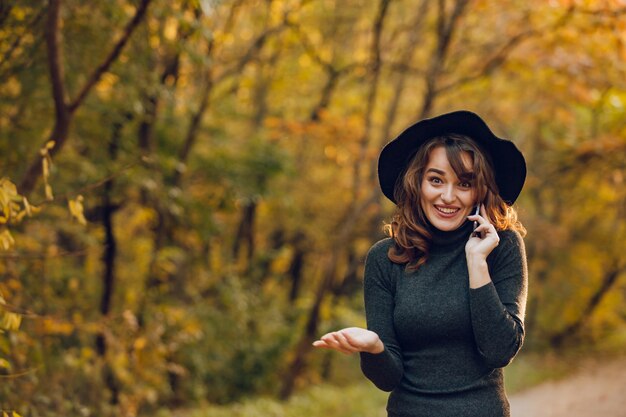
[419,146,476,231]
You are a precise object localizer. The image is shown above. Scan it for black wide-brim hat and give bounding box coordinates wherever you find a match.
[378,110,526,205]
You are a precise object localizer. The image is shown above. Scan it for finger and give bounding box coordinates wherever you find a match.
[467,214,485,226]
[479,222,499,235]
[322,333,353,354]
[470,223,497,238]
[341,330,361,348]
[312,340,329,348]
[468,210,492,223]
[330,332,357,354]
[321,333,339,347]
[313,341,350,354]
[336,331,360,352]
[317,338,344,353]
[472,224,492,234]
[472,226,499,241]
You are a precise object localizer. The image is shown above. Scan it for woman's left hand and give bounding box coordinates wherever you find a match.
[465,204,500,260]
[313,327,384,355]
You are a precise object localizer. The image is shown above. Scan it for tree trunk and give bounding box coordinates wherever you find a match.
[550,264,626,347]
[310,69,340,122]
[279,252,338,399]
[138,93,158,154]
[417,0,469,119]
[288,232,307,303]
[279,193,378,399]
[278,0,393,391]
[95,118,123,405]
[232,200,258,266]
[352,0,391,202]
[19,0,151,196]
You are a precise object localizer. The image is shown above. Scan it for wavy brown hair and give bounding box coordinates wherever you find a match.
[384,134,525,271]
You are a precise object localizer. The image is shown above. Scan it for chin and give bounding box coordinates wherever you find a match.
[426,210,468,231]
[431,221,464,231]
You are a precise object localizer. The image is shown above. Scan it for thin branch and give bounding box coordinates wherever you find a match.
[435,28,536,94]
[0,35,45,81]
[170,0,236,185]
[352,0,392,201]
[68,0,153,112]
[437,6,575,94]
[0,7,46,70]
[0,248,95,260]
[287,19,358,120]
[0,301,41,318]
[0,366,43,379]
[550,262,626,346]
[549,142,626,177]
[378,0,430,152]
[18,0,152,197]
[418,0,470,119]
[0,1,13,27]
[27,160,140,206]
[386,60,427,76]
[288,21,332,68]
[576,6,626,17]
[213,24,287,84]
[46,0,69,118]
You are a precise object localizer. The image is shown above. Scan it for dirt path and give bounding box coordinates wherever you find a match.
[509,356,626,417]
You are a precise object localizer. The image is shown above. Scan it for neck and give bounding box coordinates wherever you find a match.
[426,219,474,247]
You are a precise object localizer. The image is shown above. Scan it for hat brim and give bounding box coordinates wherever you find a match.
[378,110,526,205]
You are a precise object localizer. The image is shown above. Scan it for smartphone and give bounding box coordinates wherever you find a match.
[472,204,481,237]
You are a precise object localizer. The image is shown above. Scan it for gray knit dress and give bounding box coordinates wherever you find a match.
[359,220,528,417]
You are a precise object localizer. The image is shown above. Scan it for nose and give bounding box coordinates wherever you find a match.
[441,185,456,204]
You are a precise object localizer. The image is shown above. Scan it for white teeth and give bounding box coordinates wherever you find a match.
[436,206,459,214]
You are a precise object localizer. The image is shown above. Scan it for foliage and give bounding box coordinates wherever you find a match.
[1,0,626,416]
[167,380,389,417]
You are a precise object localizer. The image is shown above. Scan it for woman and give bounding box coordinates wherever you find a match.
[313,110,528,417]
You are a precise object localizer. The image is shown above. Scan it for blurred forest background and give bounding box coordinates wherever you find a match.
[1,0,625,416]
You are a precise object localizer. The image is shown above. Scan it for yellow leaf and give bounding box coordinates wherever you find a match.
[45,184,54,201]
[0,311,21,331]
[0,229,15,250]
[45,140,56,150]
[41,317,73,335]
[28,204,42,215]
[13,412,24,417]
[9,313,21,330]
[23,196,31,216]
[68,195,87,225]
[0,177,17,197]
[15,210,27,222]
[133,337,147,350]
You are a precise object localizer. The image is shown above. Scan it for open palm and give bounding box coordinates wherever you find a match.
[313,327,383,355]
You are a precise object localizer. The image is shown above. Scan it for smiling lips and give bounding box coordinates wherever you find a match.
[434,205,460,217]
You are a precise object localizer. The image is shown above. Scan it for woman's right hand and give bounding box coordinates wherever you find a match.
[312,327,384,355]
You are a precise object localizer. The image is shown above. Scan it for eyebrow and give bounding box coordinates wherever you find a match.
[425,167,475,180]
[425,168,446,175]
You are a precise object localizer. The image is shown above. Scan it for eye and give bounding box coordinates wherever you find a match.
[428,176,443,184]
[459,181,473,189]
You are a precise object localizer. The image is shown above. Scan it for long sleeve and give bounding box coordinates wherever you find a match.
[469,229,528,368]
[359,239,404,392]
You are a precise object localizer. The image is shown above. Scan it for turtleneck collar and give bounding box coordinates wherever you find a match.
[426,218,474,247]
